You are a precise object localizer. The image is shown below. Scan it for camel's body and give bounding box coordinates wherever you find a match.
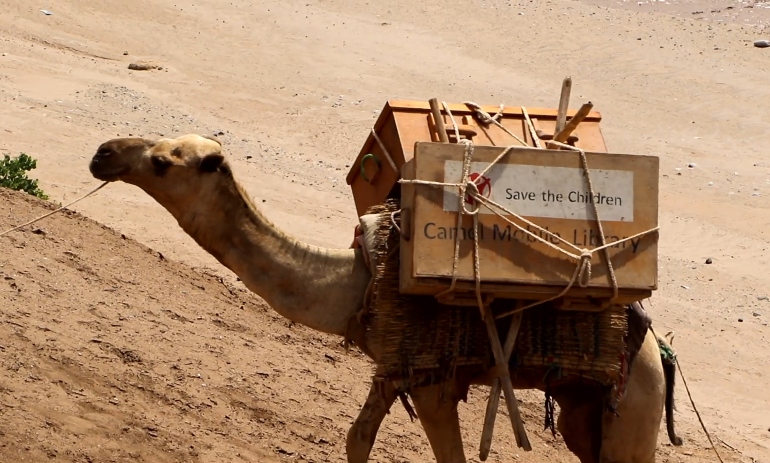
[89,134,681,463]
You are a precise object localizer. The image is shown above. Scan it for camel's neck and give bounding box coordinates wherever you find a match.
[158,177,371,338]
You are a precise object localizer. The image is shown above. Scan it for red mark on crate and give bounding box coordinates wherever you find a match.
[465,173,492,206]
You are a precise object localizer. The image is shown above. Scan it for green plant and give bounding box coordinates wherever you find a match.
[0,152,49,200]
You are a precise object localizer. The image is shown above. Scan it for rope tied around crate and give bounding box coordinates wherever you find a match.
[447,101,542,149]
[462,101,530,148]
[370,127,399,172]
[398,114,660,320]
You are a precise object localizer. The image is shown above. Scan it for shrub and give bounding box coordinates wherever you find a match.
[0,152,49,200]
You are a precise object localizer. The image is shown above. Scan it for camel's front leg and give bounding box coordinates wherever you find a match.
[346,378,398,463]
[410,382,467,463]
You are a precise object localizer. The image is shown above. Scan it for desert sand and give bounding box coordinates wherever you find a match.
[1,0,768,461]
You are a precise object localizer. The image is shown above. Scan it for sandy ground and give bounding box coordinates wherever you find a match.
[581,0,770,27]
[0,0,769,461]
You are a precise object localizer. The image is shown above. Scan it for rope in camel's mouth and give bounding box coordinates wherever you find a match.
[0,181,109,237]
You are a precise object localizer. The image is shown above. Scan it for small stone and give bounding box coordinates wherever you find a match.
[754,39,770,48]
[705,258,712,264]
[128,61,163,71]
[688,163,697,168]
[753,312,761,317]
[123,51,129,55]
[738,318,743,322]
[758,296,768,301]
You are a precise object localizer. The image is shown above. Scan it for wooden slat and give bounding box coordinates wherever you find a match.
[385,99,603,120]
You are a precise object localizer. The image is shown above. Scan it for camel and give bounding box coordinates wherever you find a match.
[88,133,682,463]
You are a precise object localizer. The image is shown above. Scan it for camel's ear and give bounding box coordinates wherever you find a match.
[203,134,223,146]
[199,152,225,173]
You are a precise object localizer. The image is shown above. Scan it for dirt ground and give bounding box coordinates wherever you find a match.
[0,0,768,461]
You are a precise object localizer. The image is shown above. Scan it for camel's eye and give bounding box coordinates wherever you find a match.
[151,155,173,177]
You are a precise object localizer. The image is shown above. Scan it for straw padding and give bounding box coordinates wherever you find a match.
[363,199,628,388]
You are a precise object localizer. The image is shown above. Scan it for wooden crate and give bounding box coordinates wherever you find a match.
[345,100,608,217]
[399,142,659,306]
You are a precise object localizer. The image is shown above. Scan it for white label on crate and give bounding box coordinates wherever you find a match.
[441,161,634,222]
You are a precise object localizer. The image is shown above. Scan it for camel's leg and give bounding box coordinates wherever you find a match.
[410,382,467,463]
[553,386,604,463]
[599,330,665,463]
[346,379,398,463]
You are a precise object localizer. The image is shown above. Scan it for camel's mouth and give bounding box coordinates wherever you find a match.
[89,159,130,181]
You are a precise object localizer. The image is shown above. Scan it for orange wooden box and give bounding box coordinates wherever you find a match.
[345,100,608,217]
[398,142,660,306]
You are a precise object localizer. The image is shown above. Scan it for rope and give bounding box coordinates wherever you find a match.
[463,101,529,147]
[370,128,399,174]
[649,326,725,463]
[389,209,402,235]
[0,182,109,237]
[676,353,726,463]
[464,101,504,124]
[398,107,659,320]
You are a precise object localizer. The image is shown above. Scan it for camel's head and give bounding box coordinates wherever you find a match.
[89,133,229,199]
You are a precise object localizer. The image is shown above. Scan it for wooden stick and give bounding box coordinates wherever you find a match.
[483,312,531,451]
[429,98,449,143]
[521,107,541,149]
[552,102,593,144]
[479,311,524,460]
[555,77,572,135]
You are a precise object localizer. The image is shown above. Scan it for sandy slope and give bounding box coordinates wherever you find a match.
[0,0,768,461]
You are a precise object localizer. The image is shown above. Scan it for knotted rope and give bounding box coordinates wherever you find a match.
[463,101,505,125]
[462,101,529,148]
[398,107,660,320]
